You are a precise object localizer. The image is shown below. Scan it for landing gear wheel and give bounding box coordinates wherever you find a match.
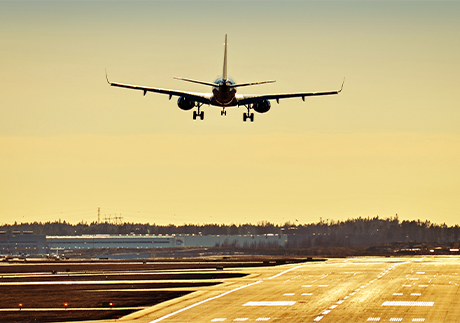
[250,113,254,122]
[243,113,247,122]
[193,111,197,120]
[200,111,204,120]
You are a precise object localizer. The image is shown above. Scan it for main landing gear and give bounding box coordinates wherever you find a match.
[193,104,204,120]
[243,105,254,122]
[221,109,227,116]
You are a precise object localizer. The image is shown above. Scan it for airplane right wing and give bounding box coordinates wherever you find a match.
[106,73,212,105]
[237,79,344,105]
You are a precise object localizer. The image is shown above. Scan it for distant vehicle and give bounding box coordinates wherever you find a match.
[46,253,66,261]
[106,35,343,122]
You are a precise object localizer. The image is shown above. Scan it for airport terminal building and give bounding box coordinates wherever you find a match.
[47,233,287,251]
[1,232,286,255]
[0,231,46,254]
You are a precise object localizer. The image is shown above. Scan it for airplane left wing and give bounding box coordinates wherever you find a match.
[237,80,344,105]
[106,73,212,105]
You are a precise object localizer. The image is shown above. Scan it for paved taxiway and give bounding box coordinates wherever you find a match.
[84,257,460,323]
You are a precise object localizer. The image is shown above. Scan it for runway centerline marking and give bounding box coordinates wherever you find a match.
[211,319,226,322]
[148,280,263,323]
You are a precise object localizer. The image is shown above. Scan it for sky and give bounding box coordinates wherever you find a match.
[1,1,459,226]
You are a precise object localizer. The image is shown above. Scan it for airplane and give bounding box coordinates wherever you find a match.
[106,35,343,122]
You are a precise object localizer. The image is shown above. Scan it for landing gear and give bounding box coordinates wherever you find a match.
[243,105,254,122]
[221,109,227,116]
[243,113,254,122]
[193,104,204,120]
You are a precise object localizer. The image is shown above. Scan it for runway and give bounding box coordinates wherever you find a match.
[90,256,460,323]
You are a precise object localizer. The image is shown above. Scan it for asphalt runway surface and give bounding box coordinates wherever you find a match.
[86,256,460,323]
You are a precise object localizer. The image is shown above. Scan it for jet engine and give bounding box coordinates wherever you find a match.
[177,97,195,111]
[252,100,271,113]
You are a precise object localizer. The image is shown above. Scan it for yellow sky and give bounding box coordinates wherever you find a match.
[1,2,460,226]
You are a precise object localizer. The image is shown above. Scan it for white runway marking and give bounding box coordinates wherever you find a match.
[390,318,403,322]
[393,293,403,295]
[367,318,381,322]
[337,300,345,304]
[283,293,295,296]
[329,305,338,309]
[149,280,263,323]
[256,318,270,321]
[243,301,296,306]
[233,318,248,321]
[416,272,425,274]
[212,319,226,322]
[301,293,313,296]
[322,310,331,315]
[412,319,425,322]
[267,265,307,280]
[403,284,412,287]
[313,316,323,321]
[318,285,328,287]
[419,285,429,287]
[382,301,434,306]
[411,293,421,296]
[302,285,312,287]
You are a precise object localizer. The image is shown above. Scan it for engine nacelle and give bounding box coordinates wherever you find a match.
[177,96,195,111]
[252,100,271,113]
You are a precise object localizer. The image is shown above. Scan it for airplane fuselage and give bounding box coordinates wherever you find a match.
[210,78,238,107]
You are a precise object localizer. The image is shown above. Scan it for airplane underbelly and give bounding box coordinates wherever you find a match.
[212,89,237,107]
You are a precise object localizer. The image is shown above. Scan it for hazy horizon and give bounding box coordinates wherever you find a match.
[1,1,459,226]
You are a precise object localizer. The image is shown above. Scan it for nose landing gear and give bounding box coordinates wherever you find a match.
[221,109,227,116]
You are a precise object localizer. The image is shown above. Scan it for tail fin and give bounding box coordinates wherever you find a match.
[223,34,228,81]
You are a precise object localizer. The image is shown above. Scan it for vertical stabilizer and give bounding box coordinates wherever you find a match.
[223,34,228,81]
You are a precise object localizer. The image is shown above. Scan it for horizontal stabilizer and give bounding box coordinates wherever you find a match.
[175,76,275,88]
[229,80,276,88]
[174,77,218,87]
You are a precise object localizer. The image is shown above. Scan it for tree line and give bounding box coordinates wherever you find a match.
[1,216,459,247]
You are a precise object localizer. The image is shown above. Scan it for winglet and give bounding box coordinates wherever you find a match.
[338,77,345,93]
[105,69,111,84]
